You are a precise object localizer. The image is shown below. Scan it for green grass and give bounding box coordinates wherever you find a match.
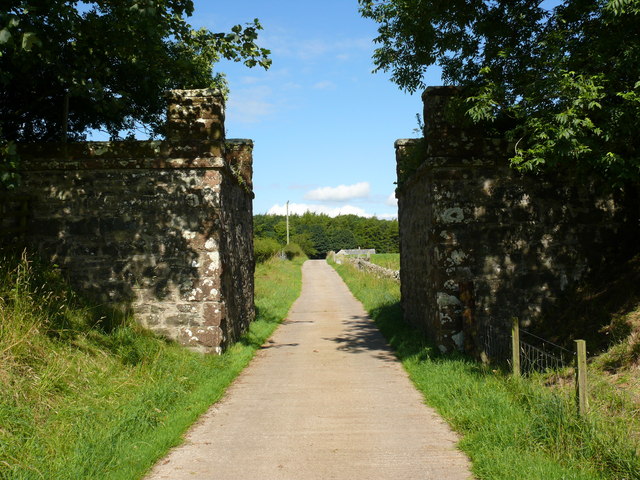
[369,253,400,271]
[328,258,640,480]
[0,253,304,480]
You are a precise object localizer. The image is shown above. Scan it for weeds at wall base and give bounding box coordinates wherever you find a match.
[0,252,304,480]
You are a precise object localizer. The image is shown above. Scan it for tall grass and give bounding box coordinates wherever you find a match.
[369,253,400,271]
[328,258,640,480]
[0,252,304,480]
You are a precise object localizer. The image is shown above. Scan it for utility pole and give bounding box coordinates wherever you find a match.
[286,200,290,245]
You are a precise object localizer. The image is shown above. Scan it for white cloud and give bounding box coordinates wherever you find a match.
[305,182,370,202]
[377,213,398,220]
[386,192,398,206]
[267,203,372,218]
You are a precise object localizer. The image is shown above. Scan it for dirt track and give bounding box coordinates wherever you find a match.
[145,259,472,479]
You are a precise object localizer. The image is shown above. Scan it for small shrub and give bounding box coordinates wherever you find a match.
[254,237,281,263]
[283,242,304,260]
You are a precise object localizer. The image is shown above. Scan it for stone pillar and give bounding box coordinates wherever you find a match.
[166,89,225,142]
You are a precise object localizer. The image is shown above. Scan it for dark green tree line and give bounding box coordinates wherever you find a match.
[254,213,399,258]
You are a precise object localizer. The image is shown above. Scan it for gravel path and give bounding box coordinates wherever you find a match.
[145,259,473,479]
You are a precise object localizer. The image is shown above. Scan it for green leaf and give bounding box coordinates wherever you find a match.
[0,29,11,44]
[21,32,40,51]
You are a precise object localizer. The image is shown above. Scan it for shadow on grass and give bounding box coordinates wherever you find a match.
[236,305,286,350]
[0,249,180,366]
[252,305,282,325]
[369,300,497,379]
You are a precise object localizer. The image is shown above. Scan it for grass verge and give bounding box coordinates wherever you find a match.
[369,253,400,271]
[0,253,304,480]
[328,257,640,480]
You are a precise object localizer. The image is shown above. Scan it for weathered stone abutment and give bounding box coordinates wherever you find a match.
[396,86,638,358]
[7,89,254,353]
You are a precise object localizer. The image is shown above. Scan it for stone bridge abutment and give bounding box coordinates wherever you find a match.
[3,89,254,354]
[396,87,638,357]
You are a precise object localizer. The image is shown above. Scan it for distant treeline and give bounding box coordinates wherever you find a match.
[254,213,399,258]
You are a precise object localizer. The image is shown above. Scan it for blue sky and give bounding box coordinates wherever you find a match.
[189,0,443,219]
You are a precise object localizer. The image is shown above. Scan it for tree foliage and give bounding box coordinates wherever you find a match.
[359,0,640,184]
[253,236,281,263]
[0,1,271,142]
[254,213,399,258]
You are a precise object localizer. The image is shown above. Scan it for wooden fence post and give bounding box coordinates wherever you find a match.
[511,317,521,377]
[575,339,588,416]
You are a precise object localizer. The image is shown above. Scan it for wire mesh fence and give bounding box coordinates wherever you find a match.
[519,329,575,373]
[478,318,588,415]
[479,320,575,374]
[479,323,511,366]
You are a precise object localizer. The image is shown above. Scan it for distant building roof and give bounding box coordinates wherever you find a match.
[336,249,376,256]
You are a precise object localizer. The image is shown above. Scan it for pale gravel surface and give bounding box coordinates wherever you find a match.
[145,259,473,479]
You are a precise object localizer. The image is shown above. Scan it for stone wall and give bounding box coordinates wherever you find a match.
[337,256,400,282]
[8,89,254,353]
[396,86,638,357]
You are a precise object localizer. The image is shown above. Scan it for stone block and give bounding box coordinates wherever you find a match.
[203,302,224,327]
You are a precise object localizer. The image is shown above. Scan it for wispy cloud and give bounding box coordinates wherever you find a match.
[266,35,372,61]
[282,82,302,90]
[240,76,262,85]
[313,80,336,90]
[305,182,370,202]
[226,85,274,124]
[295,39,331,59]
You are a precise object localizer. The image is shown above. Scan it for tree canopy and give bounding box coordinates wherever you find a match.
[359,0,640,184]
[0,1,271,142]
[254,213,399,258]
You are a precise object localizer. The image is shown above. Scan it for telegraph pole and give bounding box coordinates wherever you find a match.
[286,200,290,245]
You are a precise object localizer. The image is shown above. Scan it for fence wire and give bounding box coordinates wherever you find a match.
[479,321,575,374]
[519,329,574,374]
[480,323,511,366]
